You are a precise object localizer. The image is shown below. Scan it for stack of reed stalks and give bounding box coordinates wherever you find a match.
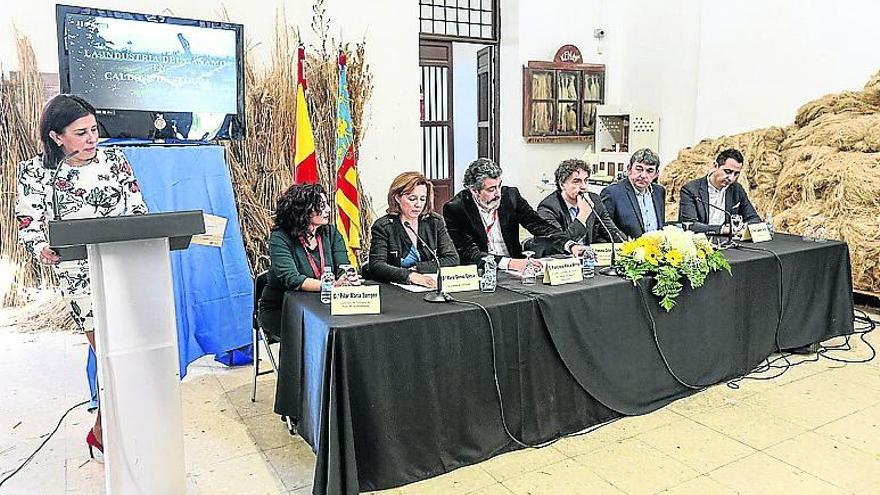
[661,69,880,294]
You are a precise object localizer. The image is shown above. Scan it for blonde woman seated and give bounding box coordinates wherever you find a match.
[367,172,459,288]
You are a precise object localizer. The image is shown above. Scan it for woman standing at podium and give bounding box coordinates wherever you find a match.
[258,183,357,337]
[15,94,148,458]
[366,171,459,287]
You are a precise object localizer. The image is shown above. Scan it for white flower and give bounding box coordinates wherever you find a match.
[662,226,697,257]
[633,246,647,262]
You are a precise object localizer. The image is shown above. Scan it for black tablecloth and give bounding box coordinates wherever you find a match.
[273,234,854,494]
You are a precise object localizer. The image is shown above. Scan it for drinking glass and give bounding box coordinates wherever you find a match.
[522,251,537,285]
[730,214,744,235]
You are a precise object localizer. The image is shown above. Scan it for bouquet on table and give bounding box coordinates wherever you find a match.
[617,226,732,311]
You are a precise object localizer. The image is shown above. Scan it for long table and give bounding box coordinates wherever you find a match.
[273,234,854,494]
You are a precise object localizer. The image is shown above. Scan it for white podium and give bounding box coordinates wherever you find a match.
[49,211,205,495]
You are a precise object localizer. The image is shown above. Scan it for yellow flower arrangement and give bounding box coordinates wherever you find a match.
[617,226,732,311]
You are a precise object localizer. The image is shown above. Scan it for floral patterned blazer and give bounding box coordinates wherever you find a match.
[15,147,149,260]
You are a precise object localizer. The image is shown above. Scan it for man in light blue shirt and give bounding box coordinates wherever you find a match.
[600,148,666,240]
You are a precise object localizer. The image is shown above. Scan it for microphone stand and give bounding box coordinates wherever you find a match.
[403,220,451,303]
[680,188,738,249]
[580,192,621,276]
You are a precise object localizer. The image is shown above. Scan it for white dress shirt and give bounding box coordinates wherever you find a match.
[706,174,728,226]
[476,202,511,270]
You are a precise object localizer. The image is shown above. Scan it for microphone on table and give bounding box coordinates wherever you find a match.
[579,192,623,276]
[48,150,81,221]
[680,188,740,248]
[403,220,451,303]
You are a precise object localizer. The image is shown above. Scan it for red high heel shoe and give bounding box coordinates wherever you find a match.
[86,429,104,458]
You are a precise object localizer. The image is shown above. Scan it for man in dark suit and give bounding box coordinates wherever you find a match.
[600,148,666,240]
[443,158,582,271]
[537,158,625,244]
[678,148,761,235]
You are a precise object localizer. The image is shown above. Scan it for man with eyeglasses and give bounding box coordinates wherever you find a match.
[678,148,761,235]
[600,148,666,240]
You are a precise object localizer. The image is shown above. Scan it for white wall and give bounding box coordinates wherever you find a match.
[694,0,880,140]
[0,0,420,217]
[451,43,482,194]
[497,0,607,206]
[603,0,702,165]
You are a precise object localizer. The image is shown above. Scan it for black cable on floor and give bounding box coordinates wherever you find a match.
[0,400,89,488]
[817,308,876,364]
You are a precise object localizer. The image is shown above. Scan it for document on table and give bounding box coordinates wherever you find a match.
[391,273,438,293]
[503,258,552,278]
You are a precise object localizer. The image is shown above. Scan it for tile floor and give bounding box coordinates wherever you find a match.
[0,309,878,495]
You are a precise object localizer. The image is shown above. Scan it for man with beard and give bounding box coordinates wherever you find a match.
[443,158,581,271]
[678,148,761,235]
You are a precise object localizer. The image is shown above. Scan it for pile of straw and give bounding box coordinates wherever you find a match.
[661,69,880,294]
[0,31,58,309]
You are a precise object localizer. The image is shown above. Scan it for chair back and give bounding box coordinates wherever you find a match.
[253,270,269,330]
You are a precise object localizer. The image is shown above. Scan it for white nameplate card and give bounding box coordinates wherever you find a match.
[740,223,772,243]
[191,213,227,247]
[331,286,381,315]
[542,258,583,285]
[440,265,480,293]
[591,243,622,267]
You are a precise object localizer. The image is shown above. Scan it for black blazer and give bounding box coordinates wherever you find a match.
[537,190,626,244]
[678,176,762,234]
[366,213,459,284]
[599,179,666,240]
[442,186,566,265]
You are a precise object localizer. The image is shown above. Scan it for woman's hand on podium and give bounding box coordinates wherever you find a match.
[40,246,61,265]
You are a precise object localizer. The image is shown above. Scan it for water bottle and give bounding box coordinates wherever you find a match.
[320,266,334,304]
[480,255,497,293]
[581,246,596,278]
[765,211,775,236]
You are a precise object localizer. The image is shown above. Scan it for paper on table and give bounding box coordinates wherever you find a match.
[391,273,438,293]
[502,258,551,278]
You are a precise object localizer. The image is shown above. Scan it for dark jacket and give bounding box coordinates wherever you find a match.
[599,179,666,240]
[366,213,459,284]
[537,190,626,244]
[259,225,350,311]
[678,176,762,234]
[442,186,566,265]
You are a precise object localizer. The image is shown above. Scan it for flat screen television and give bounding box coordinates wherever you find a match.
[56,4,245,141]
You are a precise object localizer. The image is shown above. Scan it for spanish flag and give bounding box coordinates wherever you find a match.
[294,45,318,184]
[334,50,361,266]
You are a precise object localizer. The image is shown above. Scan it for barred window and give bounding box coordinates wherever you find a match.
[418,0,498,43]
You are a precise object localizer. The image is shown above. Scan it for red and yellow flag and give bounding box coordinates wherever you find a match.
[334,50,361,266]
[294,45,318,184]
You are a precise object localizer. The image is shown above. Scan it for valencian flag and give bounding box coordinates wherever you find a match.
[334,50,362,266]
[294,45,319,184]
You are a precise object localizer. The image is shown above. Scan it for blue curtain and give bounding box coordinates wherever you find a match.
[116,145,252,376]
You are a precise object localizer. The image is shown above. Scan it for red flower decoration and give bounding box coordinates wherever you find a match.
[128,181,140,193]
[74,188,86,197]
[55,178,73,191]
[18,215,33,229]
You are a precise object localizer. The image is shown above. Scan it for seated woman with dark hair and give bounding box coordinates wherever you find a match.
[367,171,459,288]
[258,183,358,336]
